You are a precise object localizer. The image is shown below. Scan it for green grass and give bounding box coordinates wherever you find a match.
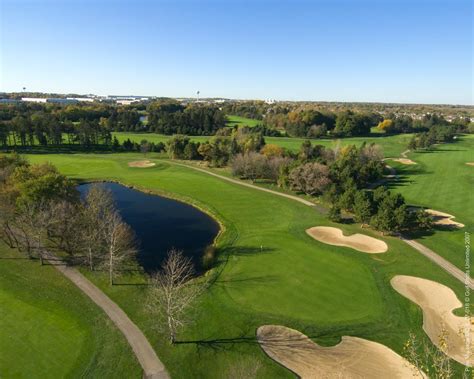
[0,244,140,378]
[388,134,474,271]
[114,132,413,157]
[226,115,262,127]
[22,152,470,378]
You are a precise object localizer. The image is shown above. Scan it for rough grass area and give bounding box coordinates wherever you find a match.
[113,132,413,157]
[0,244,140,378]
[389,134,474,271]
[22,152,470,378]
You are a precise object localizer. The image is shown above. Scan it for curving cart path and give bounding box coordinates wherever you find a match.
[43,251,169,379]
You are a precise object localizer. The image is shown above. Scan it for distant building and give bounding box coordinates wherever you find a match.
[0,98,21,104]
[117,99,138,105]
[21,97,78,104]
[67,97,94,102]
[47,98,78,104]
[22,97,48,103]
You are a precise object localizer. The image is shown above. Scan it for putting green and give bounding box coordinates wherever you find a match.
[0,290,86,377]
[0,243,140,378]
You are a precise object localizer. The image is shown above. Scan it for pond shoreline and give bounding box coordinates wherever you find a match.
[77,179,223,274]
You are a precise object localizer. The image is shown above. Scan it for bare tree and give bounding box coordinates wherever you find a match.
[13,200,54,264]
[48,200,83,258]
[0,194,20,248]
[102,209,136,285]
[80,185,115,270]
[147,249,203,344]
[288,162,332,196]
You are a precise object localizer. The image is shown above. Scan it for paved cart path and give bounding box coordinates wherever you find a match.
[400,237,473,289]
[43,251,169,379]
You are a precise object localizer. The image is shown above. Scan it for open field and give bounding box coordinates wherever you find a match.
[226,115,262,127]
[20,152,470,378]
[113,132,413,157]
[0,243,140,378]
[389,134,474,271]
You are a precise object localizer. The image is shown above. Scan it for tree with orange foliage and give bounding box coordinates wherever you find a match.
[260,144,284,158]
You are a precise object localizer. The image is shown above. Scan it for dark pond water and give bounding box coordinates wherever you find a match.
[78,182,219,273]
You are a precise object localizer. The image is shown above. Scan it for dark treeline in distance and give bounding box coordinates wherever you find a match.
[0,101,227,148]
[1,99,472,150]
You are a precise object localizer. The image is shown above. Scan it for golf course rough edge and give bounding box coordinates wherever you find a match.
[306,226,388,254]
[256,325,424,378]
[391,275,473,366]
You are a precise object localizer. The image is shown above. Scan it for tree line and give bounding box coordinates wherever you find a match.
[0,154,137,284]
[407,124,458,150]
[147,102,226,135]
[0,101,229,147]
[164,130,433,235]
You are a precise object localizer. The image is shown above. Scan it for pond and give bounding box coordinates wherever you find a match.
[78,182,220,273]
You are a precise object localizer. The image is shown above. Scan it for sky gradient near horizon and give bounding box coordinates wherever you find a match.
[1,0,472,104]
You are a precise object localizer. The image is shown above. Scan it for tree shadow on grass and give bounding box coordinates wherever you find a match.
[213,274,280,289]
[0,145,120,155]
[175,327,259,352]
[0,255,33,260]
[174,329,343,353]
[220,245,276,256]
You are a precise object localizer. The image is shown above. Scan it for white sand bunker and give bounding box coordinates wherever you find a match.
[391,275,473,366]
[426,209,464,228]
[390,158,417,165]
[306,226,387,254]
[257,325,424,378]
[128,160,156,168]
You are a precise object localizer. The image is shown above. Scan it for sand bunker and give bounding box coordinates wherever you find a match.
[306,226,388,254]
[466,162,474,167]
[390,158,417,165]
[391,275,473,366]
[128,160,156,168]
[257,325,424,378]
[426,209,465,228]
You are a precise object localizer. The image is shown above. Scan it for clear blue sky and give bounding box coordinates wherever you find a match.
[1,0,472,104]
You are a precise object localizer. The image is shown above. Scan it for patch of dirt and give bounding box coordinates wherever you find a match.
[257,325,424,378]
[466,162,474,167]
[390,158,417,165]
[128,160,156,168]
[306,226,388,254]
[391,275,472,366]
[426,209,465,228]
